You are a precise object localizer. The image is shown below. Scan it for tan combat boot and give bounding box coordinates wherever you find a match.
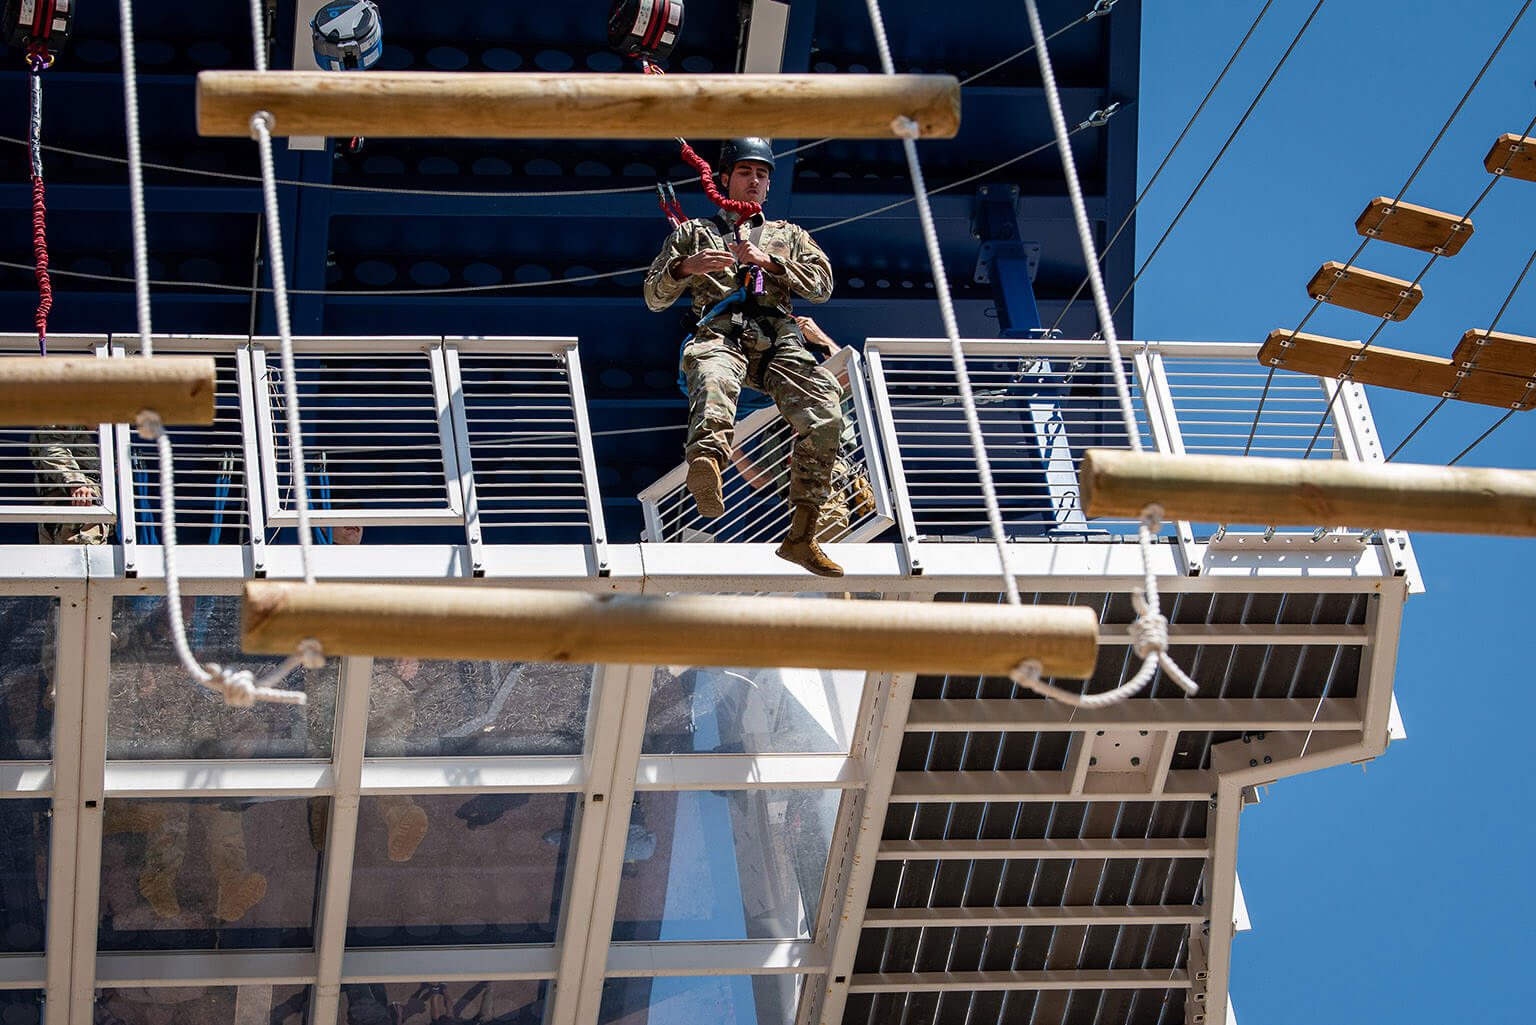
[686,456,725,517]
[138,870,181,918]
[776,503,844,577]
[215,869,268,922]
[382,800,429,862]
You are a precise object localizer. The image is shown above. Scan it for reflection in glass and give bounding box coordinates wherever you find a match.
[334,981,544,1025]
[598,975,805,1025]
[0,596,57,759]
[609,790,841,942]
[364,658,590,757]
[98,797,317,951]
[107,595,338,759]
[97,985,309,1024]
[0,799,48,952]
[643,662,863,755]
[0,991,39,1025]
[348,793,572,946]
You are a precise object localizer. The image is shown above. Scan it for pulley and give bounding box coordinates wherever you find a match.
[311,0,382,71]
[608,0,684,64]
[3,0,73,51]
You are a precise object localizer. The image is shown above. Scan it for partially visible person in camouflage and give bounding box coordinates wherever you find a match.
[643,137,846,577]
[30,426,108,545]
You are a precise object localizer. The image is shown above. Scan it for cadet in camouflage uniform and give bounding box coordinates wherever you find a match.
[30,427,108,545]
[643,138,845,576]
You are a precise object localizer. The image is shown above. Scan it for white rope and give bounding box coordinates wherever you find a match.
[114,0,309,705]
[863,0,1021,606]
[1014,0,1198,705]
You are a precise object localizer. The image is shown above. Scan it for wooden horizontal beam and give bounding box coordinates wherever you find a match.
[1354,197,1472,255]
[1259,330,1535,410]
[0,356,216,426]
[241,581,1098,678]
[1485,132,1534,182]
[1306,262,1422,320]
[197,71,960,140]
[1080,448,1536,537]
[1451,329,1536,378]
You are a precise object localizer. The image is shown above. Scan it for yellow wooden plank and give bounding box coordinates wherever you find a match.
[1354,197,1472,255]
[1484,133,1536,182]
[1259,330,1535,410]
[1305,262,1423,320]
[1450,330,1536,378]
[197,71,961,140]
[0,356,217,426]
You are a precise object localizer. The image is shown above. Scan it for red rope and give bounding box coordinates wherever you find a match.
[31,176,51,349]
[677,140,761,229]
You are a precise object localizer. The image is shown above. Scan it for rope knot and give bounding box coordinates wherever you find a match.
[134,409,163,442]
[890,115,921,140]
[296,638,326,669]
[1128,590,1169,658]
[249,111,275,139]
[205,664,258,707]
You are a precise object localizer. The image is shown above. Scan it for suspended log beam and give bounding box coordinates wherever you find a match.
[1306,262,1423,320]
[241,582,1099,678]
[196,72,961,140]
[1259,331,1535,410]
[1484,133,1534,182]
[1080,449,1536,537]
[1354,197,1472,255]
[0,356,217,426]
[1451,329,1536,378]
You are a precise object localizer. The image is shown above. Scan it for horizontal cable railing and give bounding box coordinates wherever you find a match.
[637,347,895,545]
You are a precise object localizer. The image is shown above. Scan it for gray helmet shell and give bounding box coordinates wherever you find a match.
[718,137,776,173]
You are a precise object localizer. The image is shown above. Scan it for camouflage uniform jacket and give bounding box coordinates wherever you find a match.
[30,427,107,545]
[643,213,833,338]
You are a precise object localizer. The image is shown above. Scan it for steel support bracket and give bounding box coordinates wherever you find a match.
[971,185,1041,336]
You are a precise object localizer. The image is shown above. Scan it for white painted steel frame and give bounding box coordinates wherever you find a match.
[251,336,466,527]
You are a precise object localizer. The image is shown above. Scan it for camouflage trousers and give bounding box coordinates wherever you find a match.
[682,324,843,507]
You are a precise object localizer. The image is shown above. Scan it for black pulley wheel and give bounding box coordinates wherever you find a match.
[608,0,684,62]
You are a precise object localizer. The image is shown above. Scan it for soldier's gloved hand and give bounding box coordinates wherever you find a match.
[729,239,780,272]
[673,249,735,278]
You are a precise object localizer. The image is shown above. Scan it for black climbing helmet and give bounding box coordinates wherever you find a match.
[719,137,776,175]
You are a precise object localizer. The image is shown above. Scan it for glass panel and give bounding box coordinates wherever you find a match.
[337,981,545,1025]
[98,797,318,951]
[0,596,58,759]
[0,992,40,1025]
[363,658,590,757]
[107,595,338,759]
[643,664,864,755]
[598,975,806,1025]
[348,793,572,946]
[609,790,842,942]
[0,799,48,953]
[96,985,309,1024]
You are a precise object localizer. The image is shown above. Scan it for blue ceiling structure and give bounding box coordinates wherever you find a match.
[0,0,1141,542]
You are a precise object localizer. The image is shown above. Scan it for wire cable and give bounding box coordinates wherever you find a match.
[1049,0,1276,335]
[1244,0,1533,455]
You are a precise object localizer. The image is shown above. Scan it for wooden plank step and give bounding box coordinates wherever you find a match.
[1484,133,1536,182]
[1451,329,1536,378]
[1259,330,1536,410]
[1306,262,1423,320]
[1355,197,1473,255]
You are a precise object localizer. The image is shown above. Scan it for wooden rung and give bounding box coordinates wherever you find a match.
[1080,449,1536,537]
[1306,262,1423,320]
[0,356,217,426]
[1354,197,1472,255]
[241,582,1101,679]
[1450,329,1536,378]
[1258,331,1535,410]
[1484,133,1535,182]
[197,72,961,140]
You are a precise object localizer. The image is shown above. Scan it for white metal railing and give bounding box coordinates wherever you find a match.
[861,339,1375,571]
[0,334,607,572]
[637,347,895,546]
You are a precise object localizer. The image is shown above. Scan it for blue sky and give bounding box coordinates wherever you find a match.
[1132,2,1535,1021]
